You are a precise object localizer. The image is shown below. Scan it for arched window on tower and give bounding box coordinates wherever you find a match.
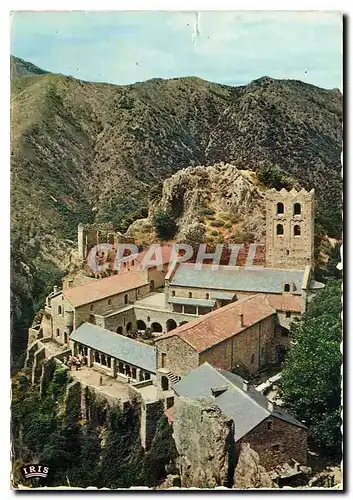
[294,225,301,237]
[276,202,284,215]
[284,283,290,292]
[276,224,284,236]
[293,203,301,215]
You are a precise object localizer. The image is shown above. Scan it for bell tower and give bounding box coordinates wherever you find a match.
[265,188,315,269]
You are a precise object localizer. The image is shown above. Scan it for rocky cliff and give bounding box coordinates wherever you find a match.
[127,162,267,245]
[172,397,235,488]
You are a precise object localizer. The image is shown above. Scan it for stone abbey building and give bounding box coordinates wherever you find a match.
[29,188,324,471]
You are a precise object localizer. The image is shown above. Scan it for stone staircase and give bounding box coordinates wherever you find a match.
[166,371,180,386]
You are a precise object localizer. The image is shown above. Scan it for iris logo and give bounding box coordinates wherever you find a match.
[21,464,49,479]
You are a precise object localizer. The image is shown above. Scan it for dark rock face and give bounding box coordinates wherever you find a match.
[173,397,235,488]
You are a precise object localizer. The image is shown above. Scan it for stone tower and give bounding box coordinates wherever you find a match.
[265,188,315,269]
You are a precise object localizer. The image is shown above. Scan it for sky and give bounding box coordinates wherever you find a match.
[10,10,342,89]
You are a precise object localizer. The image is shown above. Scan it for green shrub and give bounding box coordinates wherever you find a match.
[199,208,215,216]
[152,210,177,240]
[258,164,295,190]
[210,230,219,236]
[210,219,225,227]
[224,222,232,229]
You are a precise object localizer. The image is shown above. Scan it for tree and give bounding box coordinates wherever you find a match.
[281,280,342,456]
[98,404,144,488]
[152,209,177,240]
[141,415,178,486]
[258,164,294,190]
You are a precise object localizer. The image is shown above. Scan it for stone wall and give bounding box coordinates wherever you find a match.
[155,336,199,377]
[95,307,136,334]
[73,283,150,330]
[50,293,71,344]
[236,417,307,470]
[200,314,277,376]
[140,399,164,450]
[173,396,235,488]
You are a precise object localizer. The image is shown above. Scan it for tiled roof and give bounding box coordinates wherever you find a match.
[64,271,148,307]
[170,263,304,295]
[174,363,306,441]
[134,244,174,266]
[155,294,276,353]
[70,323,156,372]
[265,294,302,312]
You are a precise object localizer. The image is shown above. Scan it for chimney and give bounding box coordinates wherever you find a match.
[53,285,58,294]
[268,400,274,412]
[239,313,244,327]
[242,380,249,391]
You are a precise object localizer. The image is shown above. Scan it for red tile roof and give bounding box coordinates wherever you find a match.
[156,294,276,353]
[64,271,148,307]
[134,244,174,266]
[265,294,302,312]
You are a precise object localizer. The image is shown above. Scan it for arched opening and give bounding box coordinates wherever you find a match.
[90,304,94,311]
[116,326,123,335]
[137,320,146,331]
[166,318,177,332]
[101,354,107,366]
[172,290,176,297]
[284,283,290,292]
[64,332,68,344]
[124,294,128,304]
[276,223,284,236]
[179,321,188,326]
[139,371,144,381]
[149,280,155,292]
[58,305,62,315]
[161,376,169,391]
[108,298,112,305]
[293,203,301,215]
[126,322,132,333]
[294,225,301,236]
[276,202,284,214]
[118,362,124,374]
[125,365,131,377]
[145,372,151,380]
[95,352,100,363]
[56,328,60,336]
[205,293,210,300]
[151,322,163,333]
[188,291,193,298]
[132,367,137,380]
[107,357,111,368]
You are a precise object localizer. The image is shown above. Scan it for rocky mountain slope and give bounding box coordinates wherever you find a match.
[10,57,342,359]
[11,55,50,77]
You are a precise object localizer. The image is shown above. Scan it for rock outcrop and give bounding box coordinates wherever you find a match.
[233,443,277,489]
[172,396,235,488]
[128,163,266,244]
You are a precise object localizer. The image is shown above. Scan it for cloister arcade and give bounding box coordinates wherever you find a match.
[75,342,153,383]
